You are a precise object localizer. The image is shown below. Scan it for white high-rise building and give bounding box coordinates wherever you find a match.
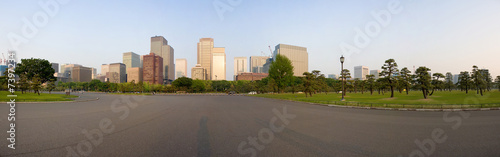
[151,36,175,83]
[175,59,187,79]
[212,47,226,80]
[273,44,308,77]
[354,66,369,80]
[234,57,248,79]
[250,56,270,73]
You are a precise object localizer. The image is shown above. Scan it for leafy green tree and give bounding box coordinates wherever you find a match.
[457,71,471,94]
[366,75,376,95]
[340,69,351,96]
[191,80,206,93]
[15,58,55,84]
[289,76,303,94]
[302,72,315,97]
[429,73,444,96]
[380,59,399,98]
[18,74,30,94]
[444,72,455,92]
[31,74,42,95]
[415,67,432,99]
[472,65,485,96]
[495,76,500,91]
[46,79,56,94]
[399,67,413,95]
[376,78,389,95]
[482,70,493,91]
[311,70,327,94]
[172,77,193,91]
[353,78,361,93]
[88,79,102,91]
[268,54,294,93]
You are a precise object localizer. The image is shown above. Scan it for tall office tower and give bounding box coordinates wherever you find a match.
[273,44,308,77]
[60,64,83,78]
[127,67,143,83]
[101,64,110,78]
[212,47,226,80]
[123,52,141,70]
[175,59,187,79]
[197,38,214,80]
[151,36,175,83]
[370,70,381,79]
[51,63,59,73]
[140,56,143,68]
[453,74,460,84]
[191,64,205,80]
[71,66,92,82]
[234,57,248,79]
[354,66,369,80]
[91,68,97,79]
[262,58,273,73]
[108,63,126,83]
[250,56,270,73]
[142,53,164,84]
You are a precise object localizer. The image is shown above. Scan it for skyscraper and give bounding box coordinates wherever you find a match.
[273,44,308,77]
[250,56,270,73]
[72,66,92,82]
[234,57,247,80]
[370,70,381,79]
[91,68,97,79]
[51,63,59,73]
[123,52,141,70]
[354,66,369,80]
[142,53,163,84]
[212,47,226,80]
[197,38,214,80]
[60,64,82,78]
[175,59,187,79]
[108,63,126,83]
[150,36,175,83]
[101,64,110,78]
[127,67,143,83]
[194,38,226,80]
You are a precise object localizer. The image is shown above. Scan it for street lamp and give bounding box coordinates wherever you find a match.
[340,55,345,101]
[215,75,218,92]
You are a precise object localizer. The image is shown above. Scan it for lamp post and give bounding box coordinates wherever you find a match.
[340,55,345,101]
[215,75,218,92]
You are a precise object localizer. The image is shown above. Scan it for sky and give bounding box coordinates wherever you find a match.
[1,0,499,80]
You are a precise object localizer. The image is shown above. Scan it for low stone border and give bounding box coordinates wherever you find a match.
[1,97,100,104]
[259,97,500,112]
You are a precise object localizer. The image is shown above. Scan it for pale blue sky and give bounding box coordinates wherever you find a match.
[1,0,499,80]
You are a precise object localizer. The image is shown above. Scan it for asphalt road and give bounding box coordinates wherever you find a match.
[1,93,500,157]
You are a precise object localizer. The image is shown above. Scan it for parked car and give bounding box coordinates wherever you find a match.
[228,91,236,95]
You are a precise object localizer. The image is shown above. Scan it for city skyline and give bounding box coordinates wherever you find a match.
[1,1,499,79]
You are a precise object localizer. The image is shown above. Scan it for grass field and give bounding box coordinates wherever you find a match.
[107,92,152,96]
[0,91,78,102]
[251,90,500,109]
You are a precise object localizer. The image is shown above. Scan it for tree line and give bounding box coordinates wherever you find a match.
[1,58,500,98]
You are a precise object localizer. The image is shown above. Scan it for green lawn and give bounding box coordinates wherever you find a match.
[107,92,152,96]
[251,90,500,109]
[0,91,78,102]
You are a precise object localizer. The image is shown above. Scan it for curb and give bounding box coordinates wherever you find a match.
[1,97,100,104]
[262,97,500,112]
